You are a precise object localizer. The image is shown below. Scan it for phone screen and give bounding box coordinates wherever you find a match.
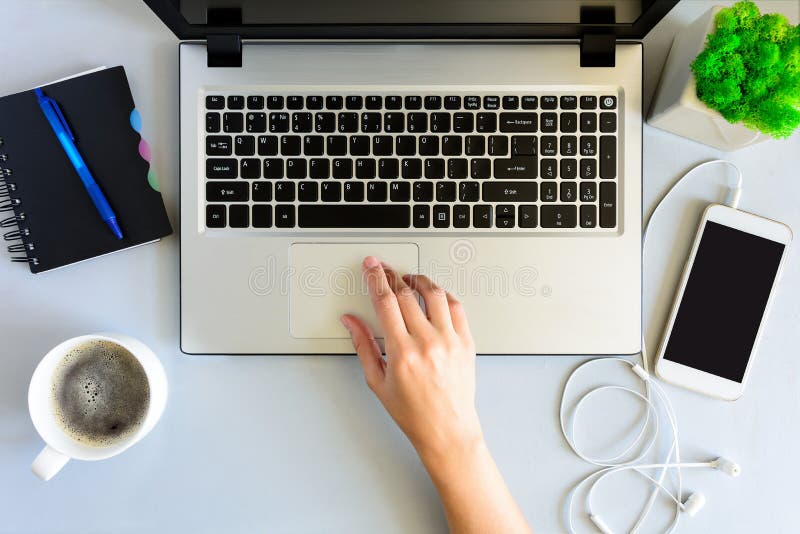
[663,221,786,382]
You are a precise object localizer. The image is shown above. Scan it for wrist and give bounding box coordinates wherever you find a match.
[416,425,488,481]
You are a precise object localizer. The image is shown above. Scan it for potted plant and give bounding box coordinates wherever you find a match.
[648,1,799,150]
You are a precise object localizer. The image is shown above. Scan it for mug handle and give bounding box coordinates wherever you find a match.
[31,445,70,481]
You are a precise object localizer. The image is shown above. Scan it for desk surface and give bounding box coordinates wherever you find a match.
[1,1,799,532]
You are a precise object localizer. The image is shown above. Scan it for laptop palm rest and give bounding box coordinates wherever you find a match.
[289,243,419,339]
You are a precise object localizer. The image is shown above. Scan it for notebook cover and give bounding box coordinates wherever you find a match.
[0,66,172,273]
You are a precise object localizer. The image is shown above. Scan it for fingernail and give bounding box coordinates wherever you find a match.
[363,256,380,269]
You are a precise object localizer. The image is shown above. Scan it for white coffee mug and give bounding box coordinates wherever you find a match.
[28,333,167,481]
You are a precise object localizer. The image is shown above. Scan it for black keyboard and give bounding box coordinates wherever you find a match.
[202,91,619,230]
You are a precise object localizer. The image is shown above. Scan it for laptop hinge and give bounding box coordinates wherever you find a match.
[206,8,242,68]
[579,5,616,68]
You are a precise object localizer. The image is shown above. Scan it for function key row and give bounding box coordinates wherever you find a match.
[206,94,617,112]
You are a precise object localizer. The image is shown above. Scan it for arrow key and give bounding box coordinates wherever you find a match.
[473,205,492,228]
[518,205,537,228]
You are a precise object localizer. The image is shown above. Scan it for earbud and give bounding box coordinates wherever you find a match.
[682,492,707,517]
[712,457,742,477]
[590,514,614,534]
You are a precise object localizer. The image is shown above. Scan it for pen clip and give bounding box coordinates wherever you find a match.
[34,87,75,141]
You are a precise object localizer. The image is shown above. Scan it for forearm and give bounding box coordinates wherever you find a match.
[419,438,532,534]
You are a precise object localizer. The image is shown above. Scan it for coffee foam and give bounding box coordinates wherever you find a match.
[50,339,150,448]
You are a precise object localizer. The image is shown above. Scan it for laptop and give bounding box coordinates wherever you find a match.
[143,0,678,355]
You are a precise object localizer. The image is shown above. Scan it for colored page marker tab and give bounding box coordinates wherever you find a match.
[130,108,160,191]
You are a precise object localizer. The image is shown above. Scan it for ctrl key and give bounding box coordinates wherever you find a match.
[206,204,226,228]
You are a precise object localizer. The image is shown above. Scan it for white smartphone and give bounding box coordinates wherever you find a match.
[655,204,792,400]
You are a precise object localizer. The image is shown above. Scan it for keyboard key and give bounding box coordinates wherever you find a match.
[327,135,347,156]
[333,158,353,179]
[344,181,364,202]
[379,158,399,179]
[473,205,492,228]
[496,205,514,228]
[436,182,456,202]
[459,181,480,202]
[452,113,474,133]
[240,158,260,178]
[275,205,295,228]
[361,112,382,133]
[298,181,318,202]
[540,113,557,133]
[315,112,336,133]
[560,95,578,109]
[426,113,448,134]
[600,95,617,109]
[540,159,557,179]
[321,181,342,202]
[287,96,304,110]
[470,158,491,179]
[541,205,577,228]
[206,112,221,132]
[269,112,289,133]
[580,95,597,109]
[402,158,422,179]
[405,95,422,110]
[425,158,445,179]
[580,159,597,179]
[560,136,577,156]
[413,205,430,228]
[228,204,249,227]
[338,113,358,133]
[304,135,325,156]
[356,159,376,179]
[442,136,462,156]
[483,96,500,109]
[518,205,537,228]
[600,136,616,179]
[206,95,225,109]
[281,135,301,156]
[292,112,313,133]
[349,136,370,156]
[465,136,485,156]
[494,157,537,179]
[580,113,597,133]
[227,95,245,109]
[600,112,617,133]
[275,182,295,202]
[206,135,232,156]
[561,181,577,202]
[407,113,428,133]
[365,96,382,110]
[512,136,537,156]
[206,204,226,227]
[267,96,284,109]
[246,112,267,133]
[488,136,508,156]
[560,159,577,179]
[367,181,387,201]
[444,96,461,110]
[541,182,557,202]
[299,205,410,228]
[306,96,324,110]
[247,96,264,111]
[580,182,597,202]
[521,96,538,109]
[263,158,284,178]
[425,96,442,110]
[541,96,558,109]
[499,113,537,133]
[286,158,307,179]
[599,182,616,228]
[223,112,243,133]
[207,181,248,202]
[309,158,329,179]
[206,158,237,178]
[580,136,597,156]
[258,136,278,156]
[252,205,272,228]
[235,135,256,156]
[433,205,450,228]
[386,96,402,110]
[540,136,557,156]
[252,181,272,201]
[580,205,596,228]
[384,113,405,133]
[482,181,537,202]
[326,95,343,110]
[464,96,481,110]
[390,181,410,202]
[476,113,496,133]
[453,205,470,228]
[346,96,363,110]
[560,112,577,133]
[413,181,433,201]
[448,158,468,179]
[502,96,519,109]
[373,135,393,156]
[419,136,439,156]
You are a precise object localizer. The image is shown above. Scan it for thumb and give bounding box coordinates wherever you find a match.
[341,314,385,393]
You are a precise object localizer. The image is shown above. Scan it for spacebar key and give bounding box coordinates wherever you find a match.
[298,205,410,228]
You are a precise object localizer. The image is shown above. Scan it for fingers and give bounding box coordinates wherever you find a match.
[444,292,472,341]
[341,314,385,392]
[402,274,452,330]
[380,263,431,334]
[362,256,409,341]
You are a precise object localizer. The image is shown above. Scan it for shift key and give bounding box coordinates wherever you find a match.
[206,158,238,178]
[482,182,537,202]
[494,157,537,179]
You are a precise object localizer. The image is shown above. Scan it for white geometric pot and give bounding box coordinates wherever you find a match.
[648,6,769,151]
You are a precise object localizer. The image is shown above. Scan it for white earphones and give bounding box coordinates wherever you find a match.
[561,161,745,534]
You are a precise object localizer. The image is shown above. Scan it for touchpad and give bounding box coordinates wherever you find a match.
[289,243,419,339]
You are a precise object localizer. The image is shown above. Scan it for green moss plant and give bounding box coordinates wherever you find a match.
[690,1,800,139]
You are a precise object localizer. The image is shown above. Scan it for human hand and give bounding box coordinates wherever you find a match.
[340,255,482,462]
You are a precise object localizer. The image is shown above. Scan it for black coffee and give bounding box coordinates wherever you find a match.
[51,340,150,447]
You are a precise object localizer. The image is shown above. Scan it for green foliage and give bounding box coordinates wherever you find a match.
[691,1,800,138]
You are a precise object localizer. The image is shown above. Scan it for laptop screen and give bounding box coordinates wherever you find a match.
[179,0,647,24]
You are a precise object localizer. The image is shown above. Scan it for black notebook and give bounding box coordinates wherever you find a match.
[0,66,172,273]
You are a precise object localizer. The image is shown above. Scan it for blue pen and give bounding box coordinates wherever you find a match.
[34,87,123,240]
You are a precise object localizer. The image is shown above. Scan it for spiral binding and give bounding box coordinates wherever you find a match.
[0,137,39,266]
